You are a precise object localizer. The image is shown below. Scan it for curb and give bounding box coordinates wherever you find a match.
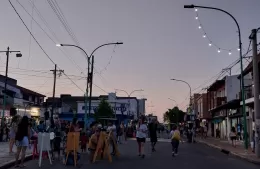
[0,154,32,169]
[196,140,260,165]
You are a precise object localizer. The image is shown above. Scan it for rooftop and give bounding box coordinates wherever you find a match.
[207,78,225,91]
[16,85,45,97]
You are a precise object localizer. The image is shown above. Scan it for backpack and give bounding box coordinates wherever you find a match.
[172,130,180,140]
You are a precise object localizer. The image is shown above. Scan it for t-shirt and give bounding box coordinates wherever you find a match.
[107,125,117,138]
[136,124,147,138]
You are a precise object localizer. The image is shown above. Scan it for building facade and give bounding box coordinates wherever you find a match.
[237,55,260,142]
[0,75,45,119]
[45,93,146,125]
[207,75,241,139]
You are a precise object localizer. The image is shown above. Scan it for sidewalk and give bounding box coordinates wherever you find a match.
[0,142,32,169]
[196,137,260,165]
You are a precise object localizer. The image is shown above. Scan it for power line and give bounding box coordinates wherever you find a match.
[10,0,84,93]
[17,0,86,75]
[10,0,55,64]
[178,41,256,111]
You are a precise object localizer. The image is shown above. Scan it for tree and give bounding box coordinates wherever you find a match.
[95,98,114,120]
[163,106,185,124]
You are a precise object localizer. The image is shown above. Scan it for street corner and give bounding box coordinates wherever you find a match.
[0,154,32,169]
[195,139,222,151]
[229,152,260,165]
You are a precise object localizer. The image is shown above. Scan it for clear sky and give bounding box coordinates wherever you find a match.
[0,0,259,122]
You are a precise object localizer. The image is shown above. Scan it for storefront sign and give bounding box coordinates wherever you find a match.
[82,106,127,112]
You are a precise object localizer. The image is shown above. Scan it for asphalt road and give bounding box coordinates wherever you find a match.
[11,140,259,169]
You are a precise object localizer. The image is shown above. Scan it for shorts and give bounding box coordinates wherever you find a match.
[136,137,146,143]
[17,136,29,147]
[231,136,236,141]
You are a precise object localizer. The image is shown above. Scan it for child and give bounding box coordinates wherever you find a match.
[88,128,101,163]
[170,125,181,156]
[80,132,88,153]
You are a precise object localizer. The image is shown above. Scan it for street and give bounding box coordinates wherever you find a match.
[11,140,259,169]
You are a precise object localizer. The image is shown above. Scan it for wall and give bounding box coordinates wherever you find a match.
[77,98,138,116]
[225,75,240,102]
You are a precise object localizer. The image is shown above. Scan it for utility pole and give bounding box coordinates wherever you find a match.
[88,55,94,120]
[50,64,63,126]
[0,47,21,128]
[250,29,260,157]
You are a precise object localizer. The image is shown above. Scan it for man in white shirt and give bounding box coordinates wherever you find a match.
[107,122,117,155]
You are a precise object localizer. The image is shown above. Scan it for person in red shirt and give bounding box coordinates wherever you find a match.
[80,132,88,152]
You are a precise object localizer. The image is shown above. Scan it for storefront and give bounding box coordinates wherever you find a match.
[211,108,227,139]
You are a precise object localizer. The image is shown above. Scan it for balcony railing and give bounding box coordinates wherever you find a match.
[239,86,253,100]
[208,97,227,110]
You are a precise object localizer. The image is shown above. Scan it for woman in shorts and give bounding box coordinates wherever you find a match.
[14,116,30,168]
[136,116,147,158]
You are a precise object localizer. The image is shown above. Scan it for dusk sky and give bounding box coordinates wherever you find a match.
[0,0,259,121]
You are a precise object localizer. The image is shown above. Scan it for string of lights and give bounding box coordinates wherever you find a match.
[194,8,240,55]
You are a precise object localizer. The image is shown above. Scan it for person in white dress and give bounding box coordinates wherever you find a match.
[136,116,147,158]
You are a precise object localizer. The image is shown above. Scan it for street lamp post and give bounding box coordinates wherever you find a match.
[115,89,144,120]
[168,98,178,107]
[184,4,248,150]
[170,79,192,103]
[0,47,22,128]
[170,78,194,142]
[57,42,123,131]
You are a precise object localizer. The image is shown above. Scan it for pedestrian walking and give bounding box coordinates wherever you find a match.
[136,116,147,158]
[170,125,181,156]
[148,119,157,152]
[14,116,30,168]
[230,126,237,147]
[80,132,88,153]
[9,115,20,153]
[117,122,124,144]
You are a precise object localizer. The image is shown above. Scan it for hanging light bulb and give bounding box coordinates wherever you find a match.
[198,25,201,29]
[229,51,232,55]
[203,34,206,38]
[195,16,198,20]
[195,8,198,12]
[237,48,240,51]
[209,43,212,46]
[218,49,221,53]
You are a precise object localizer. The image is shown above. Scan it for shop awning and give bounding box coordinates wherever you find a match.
[212,118,224,124]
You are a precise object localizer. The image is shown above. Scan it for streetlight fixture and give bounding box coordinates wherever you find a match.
[0,47,22,128]
[184,4,248,150]
[57,42,123,131]
[168,98,178,107]
[170,79,191,102]
[115,89,144,119]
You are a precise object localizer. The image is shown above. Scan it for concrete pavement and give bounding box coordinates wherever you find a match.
[0,142,32,169]
[195,137,260,164]
[9,140,259,169]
